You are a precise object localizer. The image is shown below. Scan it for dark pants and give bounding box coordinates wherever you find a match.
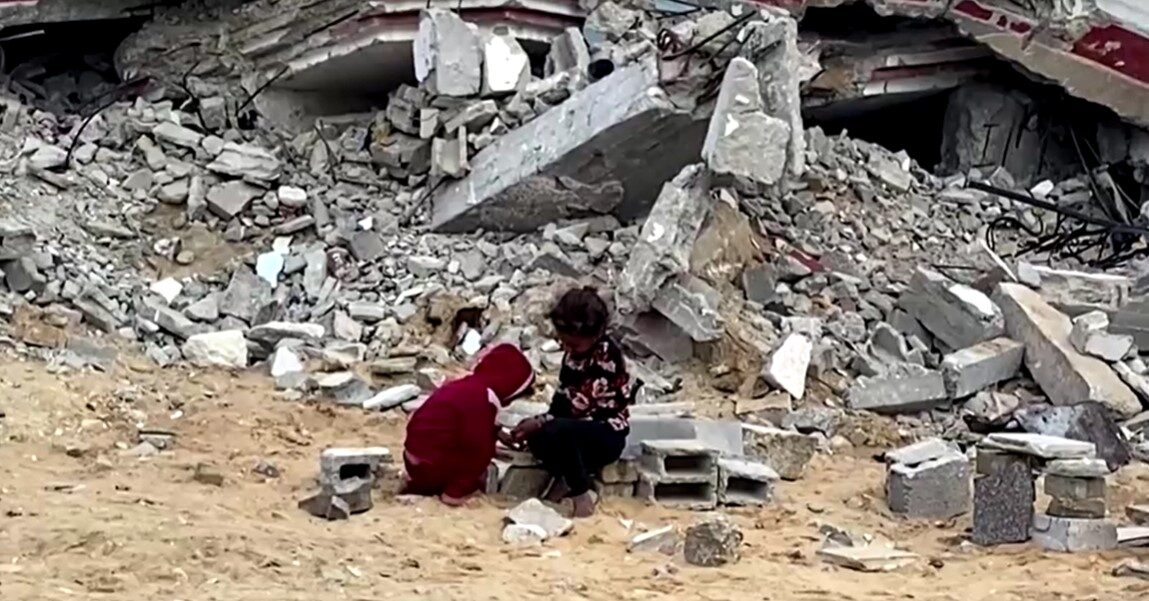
[527,418,627,497]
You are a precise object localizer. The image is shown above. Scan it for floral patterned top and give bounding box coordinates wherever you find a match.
[548,336,632,432]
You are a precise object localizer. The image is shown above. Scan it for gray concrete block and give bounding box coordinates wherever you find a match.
[717,457,777,507]
[430,58,709,232]
[941,337,1025,398]
[972,452,1034,545]
[886,453,971,519]
[994,283,1140,417]
[847,364,949,414]
[885,437,957,467]
[639,439,719,480]
[901,267,1005,350]
[637,469,717,510]
[742,424,817,480]
[318,447,391,489]
[1031,514,1117,552]
[499,465,550,499]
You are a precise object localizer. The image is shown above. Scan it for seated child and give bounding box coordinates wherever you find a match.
[511,287,636,517]
[402,343,535,506]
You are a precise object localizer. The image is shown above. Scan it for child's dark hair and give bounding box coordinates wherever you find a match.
[549,286,609,338]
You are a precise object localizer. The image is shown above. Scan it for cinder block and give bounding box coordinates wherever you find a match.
[717,457,777,507]
[637,470,717,510]
[319,447,391,488]
[639,439,719,479]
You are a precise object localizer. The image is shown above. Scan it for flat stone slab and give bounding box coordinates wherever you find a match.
[1043,458,1110,478]
[941,337,1025,398]
[1127,504,1149,525]
[982,433,1096,460]
[885,437,958,466]
[817,546,919,572]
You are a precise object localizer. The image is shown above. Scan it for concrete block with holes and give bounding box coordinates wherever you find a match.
[717,457,777,506]
[636,439,719,510]
[318,447,392,488]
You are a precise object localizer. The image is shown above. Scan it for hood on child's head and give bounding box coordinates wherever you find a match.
[471,343,535,405]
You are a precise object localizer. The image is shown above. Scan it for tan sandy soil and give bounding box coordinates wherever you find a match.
[1,358,1148,601]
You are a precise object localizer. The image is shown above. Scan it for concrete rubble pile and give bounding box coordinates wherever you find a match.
[3,2,1149,526]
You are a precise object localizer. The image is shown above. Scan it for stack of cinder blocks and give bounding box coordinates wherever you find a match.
[884,438,971,519]
[972,432,1115,551]
[487,448,549,498]
[299,447,391,520]
[635,439,777,509]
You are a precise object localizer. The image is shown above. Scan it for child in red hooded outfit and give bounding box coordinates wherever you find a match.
[402,343,535,506]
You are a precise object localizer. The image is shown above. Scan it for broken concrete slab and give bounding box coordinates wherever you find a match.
[506,498,572,540]
[702,57,789,192]
[982,433,1096,460]
[885,438,958,467]
[994,283,1140,417]
[414,9,481,97]
[1044,458,1110,479]
[940,337,1024,398]
[739,16,805,180]
[817,546,919,573]
[206,142,281,182]
[617,164,711,316]
[1015,263,1131,317]
[545,27,591,77]
[1013,402,1131,471]
[901,267,1004,350]
[651,274,723,343]
[628,525,679,554]
[430,58,709,233]
[742,424,817,480]
[847,363,948,414]
[1069,311,1134,362]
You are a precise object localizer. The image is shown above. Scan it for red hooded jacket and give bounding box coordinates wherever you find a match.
[403,344,535,498]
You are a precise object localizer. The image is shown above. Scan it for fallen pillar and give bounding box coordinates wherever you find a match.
[430,57,710,232]
[994,283,1140,418]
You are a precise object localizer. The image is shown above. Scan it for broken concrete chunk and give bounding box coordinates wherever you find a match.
[247,322,325,346]
[618,164,711,316]
[762,333,811,400]
[742,424,816,480]
[901,267,1004,350]
[1013,402,1131,471]
[1017,262,1130,316]
[414,9,481,97]
[817,546,918,573]
[885,438,958,467]
[206,142,281,182]
[363,384,421,411]
[940,337,1024,398]
[545,27,591,77]
[431,59,708,233]
[683,516,742,567]
[994,283,1139,417]
[982,433,1095,459]
[152,121,203,149]
[972,449,1034,546]
[847,364,948,414]
[1069,311,1134,362]
[182,330,248,368]
[219,267,273,324]
[481,29,530,97]
[628,525,678,554]
[206,181,261,220]
[651,274,723,343]
[506,498,572,540]
[702,58,788,192]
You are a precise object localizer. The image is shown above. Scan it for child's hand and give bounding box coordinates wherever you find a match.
[510,416,545,442]
[496,429,520,449]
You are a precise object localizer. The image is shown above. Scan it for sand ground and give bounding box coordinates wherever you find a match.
[2,358,1148,601]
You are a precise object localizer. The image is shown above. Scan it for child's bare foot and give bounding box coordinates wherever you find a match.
[545,478,570,502]
[571,491,598,518]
